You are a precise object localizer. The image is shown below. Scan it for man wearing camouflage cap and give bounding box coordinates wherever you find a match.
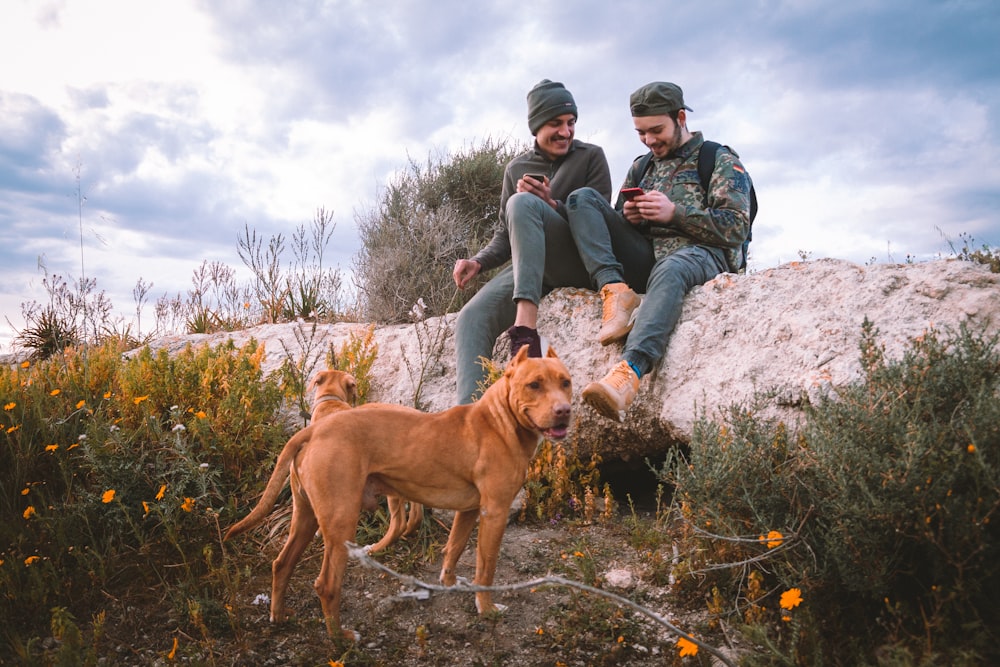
[565,82,753,421]
[452,79,612,404]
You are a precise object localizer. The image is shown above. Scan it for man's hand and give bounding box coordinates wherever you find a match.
[625,190,676,226]
[518,175,558,210]
[453,259,481,289]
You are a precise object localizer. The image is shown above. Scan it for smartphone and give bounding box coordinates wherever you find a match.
[524,173,547,183]
[621,187,643,200]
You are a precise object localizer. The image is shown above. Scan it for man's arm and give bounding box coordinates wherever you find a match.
[649,149,751,249]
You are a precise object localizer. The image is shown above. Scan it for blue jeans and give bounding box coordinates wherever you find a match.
[455,192,596,403]
[566,187,728,375]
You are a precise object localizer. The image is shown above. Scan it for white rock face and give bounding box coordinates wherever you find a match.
[142,259,1000,464]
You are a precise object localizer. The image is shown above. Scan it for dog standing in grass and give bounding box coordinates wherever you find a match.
[224,346,573,640]
[307,369,424,551]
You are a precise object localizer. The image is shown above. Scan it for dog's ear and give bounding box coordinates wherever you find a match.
[511,345,530,365]
[344,375,357,405]
[307,371,326,393]
[545,345,559,359]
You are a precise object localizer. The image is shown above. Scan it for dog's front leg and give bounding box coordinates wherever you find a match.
[440,508,478,586]
[472,506,508,614]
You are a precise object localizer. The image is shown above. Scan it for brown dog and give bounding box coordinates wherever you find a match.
[224,346,572,640]
[307,369,423,552]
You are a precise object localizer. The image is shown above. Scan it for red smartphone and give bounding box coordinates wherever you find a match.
[621,187,643,200]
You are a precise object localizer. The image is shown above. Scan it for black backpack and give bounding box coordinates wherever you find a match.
[629,141,758,270]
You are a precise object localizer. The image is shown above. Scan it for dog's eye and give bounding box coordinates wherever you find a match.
[528,381,541,390]
[562,379,571,389]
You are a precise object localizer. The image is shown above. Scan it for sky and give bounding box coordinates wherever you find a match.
[1,0,998,351]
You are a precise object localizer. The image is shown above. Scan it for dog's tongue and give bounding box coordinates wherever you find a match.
[543,425,568,440]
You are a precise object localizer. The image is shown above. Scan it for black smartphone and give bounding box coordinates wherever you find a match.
[524,173,547,183]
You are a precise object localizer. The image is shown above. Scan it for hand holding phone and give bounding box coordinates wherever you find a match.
[621,187,643,201]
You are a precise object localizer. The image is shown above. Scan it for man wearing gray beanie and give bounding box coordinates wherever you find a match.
[451,79,612,404]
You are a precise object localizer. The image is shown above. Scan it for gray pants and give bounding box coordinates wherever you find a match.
[454,192,603,404]
[565,187,728,376]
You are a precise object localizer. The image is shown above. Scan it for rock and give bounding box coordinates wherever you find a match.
[141,259,1000,465]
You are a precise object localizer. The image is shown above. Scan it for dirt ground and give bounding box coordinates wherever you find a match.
[89,507,720,666]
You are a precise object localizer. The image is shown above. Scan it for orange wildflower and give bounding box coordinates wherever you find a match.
[677,636,698,657]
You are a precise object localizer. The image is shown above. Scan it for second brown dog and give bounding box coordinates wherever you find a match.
[307,369,424,552]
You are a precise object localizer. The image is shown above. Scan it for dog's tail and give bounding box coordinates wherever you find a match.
[223,425,313,541]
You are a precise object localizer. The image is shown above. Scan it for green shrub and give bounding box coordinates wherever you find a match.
[663,321,1000,665]
[353,137,523,323]
[0,340,287,644]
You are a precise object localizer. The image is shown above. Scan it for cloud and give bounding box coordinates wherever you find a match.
[0,0,998,350]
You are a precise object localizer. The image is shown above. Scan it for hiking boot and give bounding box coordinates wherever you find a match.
[506,325,542,357]
[596,283,641,346]
[582,361,639,422]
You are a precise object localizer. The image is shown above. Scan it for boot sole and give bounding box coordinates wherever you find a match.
[582,386,624,422]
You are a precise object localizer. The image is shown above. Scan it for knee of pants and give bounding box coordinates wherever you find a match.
[506,191,547,220]
[566,187,604,211]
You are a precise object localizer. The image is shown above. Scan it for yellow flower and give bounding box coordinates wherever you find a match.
[25,555,40,566]
[167,637,178,660]
[967,444,976,453]
[328,662,344,667]
[20,360,30,368]
[68,443,79,450]
[780,587,803,610]
[7,425,20,434]
[76,400,86,409]
[181,497,195,512]
[23,506,36,519]
[3,402,14,410]
[21,487,30,496]
[102,489,116,504]
[677,636,698,657]
[535,627,544,635]
[195,410,207,419]
[156,484,167,500]
[759,530,784,549]
[142,501,150,515]
[45,444,59,452]
[133,395,150,405]
[103,391,112,399]
[50,389,61,396]
[617,635,624,644]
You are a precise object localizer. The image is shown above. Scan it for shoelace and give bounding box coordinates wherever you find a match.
[605,362,635,390]
[601,288,624,322]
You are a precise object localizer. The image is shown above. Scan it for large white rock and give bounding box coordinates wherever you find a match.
[141,258,1000,463]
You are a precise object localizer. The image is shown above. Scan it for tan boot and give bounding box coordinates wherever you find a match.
[597,283,641,346]
[582,361,639,422]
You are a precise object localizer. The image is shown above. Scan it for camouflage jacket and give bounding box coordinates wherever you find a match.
[619,132,751,272]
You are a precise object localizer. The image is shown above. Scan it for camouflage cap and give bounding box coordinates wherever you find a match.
[629,82,693,117]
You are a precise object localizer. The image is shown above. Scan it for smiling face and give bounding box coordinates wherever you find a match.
[633,111,689,159]
[534,113,576,160]
[504,346,573,441]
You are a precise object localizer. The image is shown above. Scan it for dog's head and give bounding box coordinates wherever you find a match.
[503,345,572,441]
[308,370,358,417]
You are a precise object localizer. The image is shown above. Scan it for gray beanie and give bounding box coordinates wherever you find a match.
[526,79,578,135]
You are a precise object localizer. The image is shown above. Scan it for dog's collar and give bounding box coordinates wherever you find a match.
[312,394,348,410]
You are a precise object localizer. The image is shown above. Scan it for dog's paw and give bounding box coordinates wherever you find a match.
[474,597,509,615]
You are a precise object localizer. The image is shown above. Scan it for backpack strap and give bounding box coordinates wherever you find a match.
[698,140,757,272]
[628,151,654,187]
